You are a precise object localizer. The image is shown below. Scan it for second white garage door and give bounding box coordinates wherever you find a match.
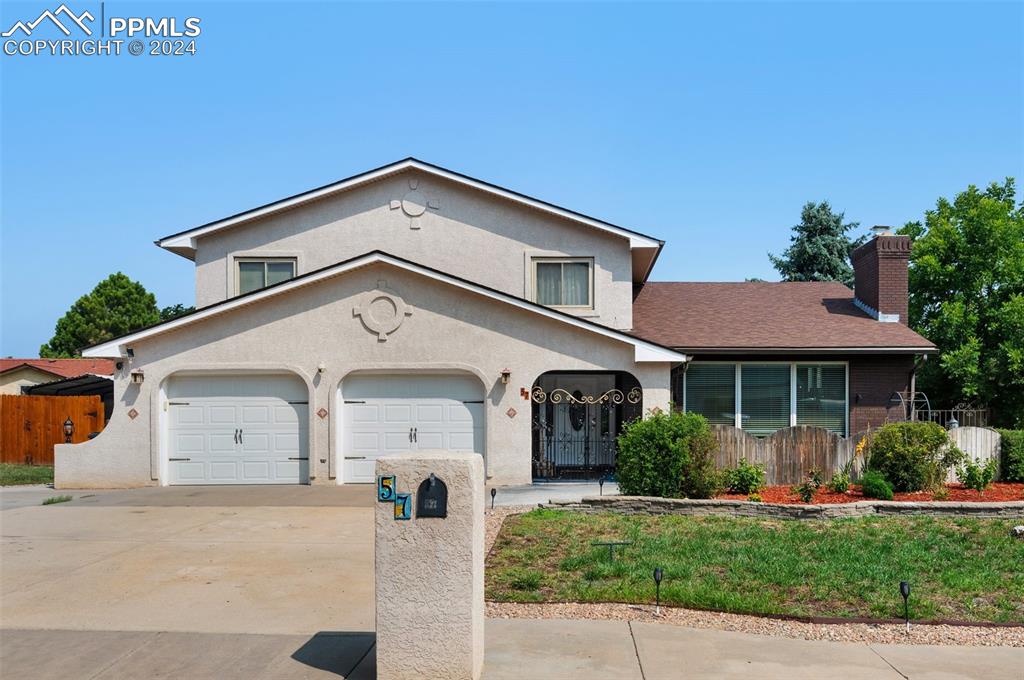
[341,374,485,483]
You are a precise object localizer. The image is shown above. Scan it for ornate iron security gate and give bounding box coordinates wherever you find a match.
[531,375,642,479]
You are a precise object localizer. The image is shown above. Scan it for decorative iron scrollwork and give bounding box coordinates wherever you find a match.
[530,386,642,405]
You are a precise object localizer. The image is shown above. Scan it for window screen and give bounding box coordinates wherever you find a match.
[796,364,847,434]
[685,364,736,426]
[740,364,790,436]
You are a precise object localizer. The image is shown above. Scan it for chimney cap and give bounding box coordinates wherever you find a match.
[871,225,895,236]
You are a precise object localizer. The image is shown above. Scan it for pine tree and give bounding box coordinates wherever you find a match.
[769,201,864,285]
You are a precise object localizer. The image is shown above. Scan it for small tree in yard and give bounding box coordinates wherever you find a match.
[616,410,721,498]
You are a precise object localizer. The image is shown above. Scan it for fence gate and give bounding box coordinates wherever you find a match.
[0,395,105,465]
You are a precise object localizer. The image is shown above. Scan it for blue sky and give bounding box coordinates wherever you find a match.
[1,1,1021,356]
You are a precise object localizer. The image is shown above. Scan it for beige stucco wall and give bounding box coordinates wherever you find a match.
[0,367,61,394]
[56,262,671,489]
[192,169,635,329]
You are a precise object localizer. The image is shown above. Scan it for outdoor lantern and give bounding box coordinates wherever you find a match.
[63,417,74,443]
[900,581,911,632]
[490,487,497,510]
[130,369,145,384]
[500,368,511,385]
[653,567,664,614]
[947,418,959,430]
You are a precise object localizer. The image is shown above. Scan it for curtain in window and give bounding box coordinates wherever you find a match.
[740,364,790,436]
[266,261,295,286]
[685,364,736,425]
[562,262,590,306]
[238,262,265,294]
[796,364,846,434]
[536,262,562,305]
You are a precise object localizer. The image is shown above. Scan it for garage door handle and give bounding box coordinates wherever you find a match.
[234,429,239,444]
[169,457,191,462]
[413,427,417,442]
[239,429,243,444]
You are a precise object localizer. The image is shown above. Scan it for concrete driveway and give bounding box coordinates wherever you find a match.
[2,485,1021,679]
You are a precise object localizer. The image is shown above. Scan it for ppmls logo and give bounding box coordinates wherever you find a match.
[3,3,202,57]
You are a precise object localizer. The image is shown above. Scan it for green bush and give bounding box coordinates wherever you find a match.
[792,469,822,503]
[998,429,1024,483]
[680,429,723,499]
[866,422,962,492]
[616,410,718,498]
[827,471,850,494]
[958,458,998,492]
[747,493,763,503]
[723,458,766,494]
[860,470,894,500]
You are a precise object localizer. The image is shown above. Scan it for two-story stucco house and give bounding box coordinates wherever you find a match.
[62,159,934,488]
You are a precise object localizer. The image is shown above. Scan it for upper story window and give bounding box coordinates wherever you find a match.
[533,258,593,308]
[237,258,296,295]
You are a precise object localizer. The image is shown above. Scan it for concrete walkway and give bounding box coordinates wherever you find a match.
[2,620,1019,679]
[487,481,619,507]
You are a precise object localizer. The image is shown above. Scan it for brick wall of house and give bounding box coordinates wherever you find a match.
[851,234,911,323]
[848,355,914,433]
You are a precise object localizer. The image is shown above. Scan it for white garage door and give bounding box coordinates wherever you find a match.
[342,374,484,483]
[166,374,309,485]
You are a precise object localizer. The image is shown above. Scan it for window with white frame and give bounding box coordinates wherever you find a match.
[236,258,296,295]
[682,362,847,436]
[532,258,593,308]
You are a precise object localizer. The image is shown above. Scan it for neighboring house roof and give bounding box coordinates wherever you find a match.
[0,358,116,379]
[155,158,664,281]
[630,281,935,353]
[22,373,113,396]
[82,251,687,364]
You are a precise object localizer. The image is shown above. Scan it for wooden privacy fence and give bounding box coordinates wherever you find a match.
[710,424,1003,486]
[0,395,105,465]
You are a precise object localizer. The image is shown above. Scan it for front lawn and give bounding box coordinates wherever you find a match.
[0,464,54,486]
[487,510,1024,623]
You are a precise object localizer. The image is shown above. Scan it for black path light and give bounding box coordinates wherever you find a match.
[900,581,911,633]
[62,417,74,443]
[598,477,605,496]
[653,567,664,615]
[490,487,497,510]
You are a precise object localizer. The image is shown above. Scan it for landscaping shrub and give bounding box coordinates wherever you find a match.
[860,470,894,500]
[680,429,722,499]
[998,429,1024,483]
[723,458,765,494]
[866,422,963,492]
[616,410,718,498]
[792,469,822,503]
[827,471,850,494]
[958,458,998,493]
[747,493,763,503]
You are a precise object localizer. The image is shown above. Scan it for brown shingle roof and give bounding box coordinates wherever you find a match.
[631,281,935,351]
[0,358,116,378]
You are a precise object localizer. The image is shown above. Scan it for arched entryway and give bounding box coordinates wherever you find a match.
[530,371,642,480]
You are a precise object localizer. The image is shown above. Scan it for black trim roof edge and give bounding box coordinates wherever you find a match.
[155,157,665,249]
[80,249,684,357]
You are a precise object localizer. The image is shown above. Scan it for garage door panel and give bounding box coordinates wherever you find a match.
[174,433,206,454]
[209,406,237,425]
[173,461,208,483]
[416,431,444,449]
[383,431,414,451]
[415,404,444,423]
[209,433,238,454]
[351,432,379,452]
[241,405,271,424]
[351,404,379,422]
[173,406,205,426]
[448,432,476,450]
[242,460,271,481]
[240,433,271,454]
[384,404,412,422]
[274,432,300,452]
[273,406,299,424]
[210,461,240,481]
[447,404,475,422]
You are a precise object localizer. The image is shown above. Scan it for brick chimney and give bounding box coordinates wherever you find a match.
[851,227,911,324]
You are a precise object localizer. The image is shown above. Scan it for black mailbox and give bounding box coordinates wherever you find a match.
[416,473,448,518]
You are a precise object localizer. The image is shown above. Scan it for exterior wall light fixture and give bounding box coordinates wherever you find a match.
[63,417,74,443]
[500,368,511,385]
[131,369,145,384]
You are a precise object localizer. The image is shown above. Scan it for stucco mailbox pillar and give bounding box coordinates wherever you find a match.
[375,451,485,680]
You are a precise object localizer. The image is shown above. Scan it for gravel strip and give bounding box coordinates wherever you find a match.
[484,602,1024,647]
[483,505,1022,647]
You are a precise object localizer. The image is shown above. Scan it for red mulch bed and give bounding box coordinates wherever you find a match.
[718,482,1024,505]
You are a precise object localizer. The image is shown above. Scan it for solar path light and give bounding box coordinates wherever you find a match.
[900,581,911,633]
[490,487,497,510]
[654,567,664,614]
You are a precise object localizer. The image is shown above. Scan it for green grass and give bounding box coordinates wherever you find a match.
[486,510,1024,624]
[0,464,54,486]
[41,495,72,505]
